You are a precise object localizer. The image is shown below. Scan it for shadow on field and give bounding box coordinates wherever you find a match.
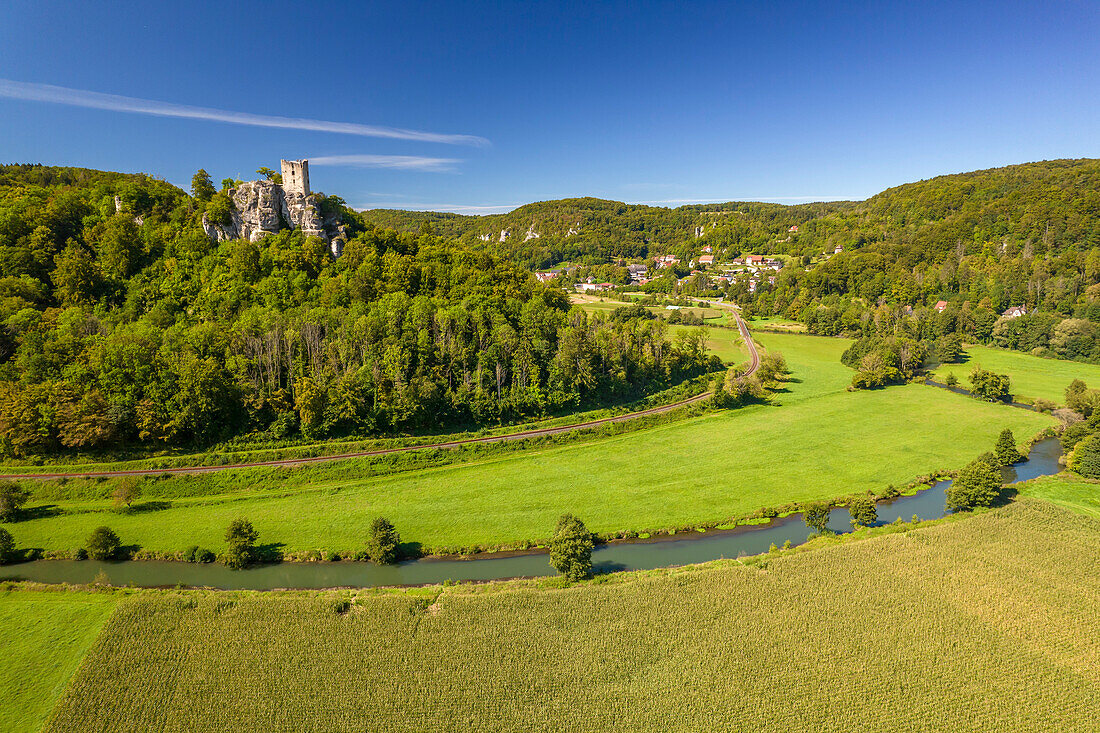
[116,500,173,515]
[400,541,424,560]
[19,505,63,520]
[256,542,286,563]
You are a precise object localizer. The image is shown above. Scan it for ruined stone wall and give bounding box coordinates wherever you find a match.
[280,159,310,196]
[201,171,347,257]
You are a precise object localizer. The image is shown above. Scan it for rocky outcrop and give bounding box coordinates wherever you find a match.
[201,179,347,256]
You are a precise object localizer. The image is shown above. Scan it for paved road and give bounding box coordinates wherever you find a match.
[4,307,761,480]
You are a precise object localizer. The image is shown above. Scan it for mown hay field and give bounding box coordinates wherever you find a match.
[0,591,118,733]
[7,333,1052,555]
[930,344,1100,403]
[40,500,1100,732]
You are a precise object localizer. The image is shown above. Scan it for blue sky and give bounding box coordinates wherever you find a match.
[1,0,1098,213]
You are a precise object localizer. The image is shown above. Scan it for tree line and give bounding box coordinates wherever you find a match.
[0,165,715,457]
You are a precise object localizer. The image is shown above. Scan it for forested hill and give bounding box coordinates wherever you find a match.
[361,159,1100,270]
[363,197,852,269]
[0,163,714,458]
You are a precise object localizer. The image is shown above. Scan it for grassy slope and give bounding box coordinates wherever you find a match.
[931,344,1100,403]
[669,323,745,363]
[1018,473,1100,519]
[6,333,1051,555]
[0,591,117,733]
[41,500,1100,732]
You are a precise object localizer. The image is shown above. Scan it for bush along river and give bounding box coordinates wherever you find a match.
[0,438,1063,591]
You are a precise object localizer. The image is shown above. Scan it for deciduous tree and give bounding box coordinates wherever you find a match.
[549,513,593,581]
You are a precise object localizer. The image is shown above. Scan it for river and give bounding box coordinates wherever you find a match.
[0,438,1063,590]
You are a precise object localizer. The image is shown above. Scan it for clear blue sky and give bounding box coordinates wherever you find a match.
[1,0,1098,213]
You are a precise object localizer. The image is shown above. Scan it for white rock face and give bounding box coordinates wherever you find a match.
[478,233,491,241]
[499,229,510,243]
[202,178,347,256]
[524,226,540,241]
[694,225,704,238]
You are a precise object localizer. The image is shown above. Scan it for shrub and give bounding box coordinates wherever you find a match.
[0,527,13,564]
[993,428,1024,466]
[946,459,1003,511]
[86,526,122,561]
[183,545,199,562]
[848,495,878,528]
[969,367,1011,402]
[944,372,958,387]
[803,502,832,534]
[195,548,216,563]
[0,481,30,522]
[549,513,593,581]
[224,518,258,570]
[112,478,141,510]
[1070,434,1100,479]
[365,517,401,565]
[1060,422,1092,452]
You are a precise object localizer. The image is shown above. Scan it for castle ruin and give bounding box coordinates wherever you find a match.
[201,158,347,257]
[280,159,310,196]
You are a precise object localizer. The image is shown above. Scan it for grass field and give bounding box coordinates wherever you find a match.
[5,333,1052,556]
[931,344,1100,404]
[34,500,1100,732]
[669,323,746,363]
[746,315,806,332]
[0,591,118,733]
[1018,473,1100,519]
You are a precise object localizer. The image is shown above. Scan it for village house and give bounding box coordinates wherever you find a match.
[575,282,613,292]
[1002,305,1027,319]
[627,264,648,280]
[834,244,844,254]
[788,225,799,233]
[933,300,948,313]
[698,255,714,266]
[534,272,556,283]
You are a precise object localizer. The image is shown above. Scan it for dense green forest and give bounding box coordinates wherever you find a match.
[0,164,713,458]
[739,160,1100,363]
[364,197,850,270]
[369,159,1100,364]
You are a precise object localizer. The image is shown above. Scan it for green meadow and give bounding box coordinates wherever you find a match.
[1018,473,1100,520]
[0,591,118,733]
[931,344,1100,404]
[669,323,746,363]
[5,333,1052,556]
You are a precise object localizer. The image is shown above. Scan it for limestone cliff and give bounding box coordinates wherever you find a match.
[202,179,347,256]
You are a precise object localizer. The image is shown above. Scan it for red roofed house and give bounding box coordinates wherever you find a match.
[788,225,799,233]
[934,300,948,313]
[698,255,714,265]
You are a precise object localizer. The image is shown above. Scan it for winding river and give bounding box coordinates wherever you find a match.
[0,438,1063,591]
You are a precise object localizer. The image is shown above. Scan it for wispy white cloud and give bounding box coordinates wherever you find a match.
[0,79,489,147]
[357,201,520,214]
[309,154,462,172]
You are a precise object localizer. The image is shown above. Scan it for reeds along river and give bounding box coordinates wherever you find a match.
[0,439,1064,591]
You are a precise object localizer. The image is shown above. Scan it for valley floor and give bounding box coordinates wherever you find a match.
[3,498,1096,732]
[3,333,1052,556]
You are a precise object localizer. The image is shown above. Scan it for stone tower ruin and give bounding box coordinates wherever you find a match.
[280,159,310,196]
